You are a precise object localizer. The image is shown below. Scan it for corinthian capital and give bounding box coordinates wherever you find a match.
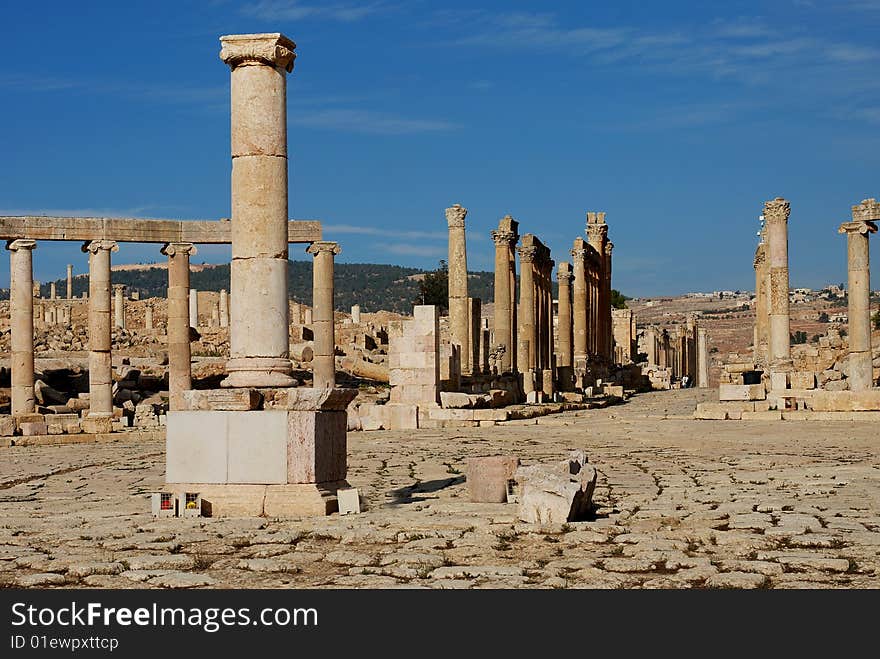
[220,33,296,73]
[763,197,790,224]
[491,229,516,246]
[445,204,467,228]
[517,246,537,263]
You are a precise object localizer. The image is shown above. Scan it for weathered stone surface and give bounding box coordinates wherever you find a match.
[516,453,597,524]
[465,456,519,503]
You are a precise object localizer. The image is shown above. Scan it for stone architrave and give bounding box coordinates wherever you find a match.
[162,242,196,411]
[764,197,791,371]
[839,199,879,391]
[66,264,73,299]
[557,261,574,389]
[7,239,37,415]
[83,239,118,417]
[571,238,588,369]
[113,284,125,329]
[219,288,229,328]
[307,241,340,388]
[491,216,518,373]
[446,204,470,375]
[697,327,709,388]
[221,32,296,388]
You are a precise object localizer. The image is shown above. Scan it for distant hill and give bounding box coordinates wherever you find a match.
[31,262,499,314]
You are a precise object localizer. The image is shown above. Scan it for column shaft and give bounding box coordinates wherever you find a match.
[8,240,37,414]
[163,243,195,410]
[446,204,470,375]
[309,242,339,388]
[84,240,117,417]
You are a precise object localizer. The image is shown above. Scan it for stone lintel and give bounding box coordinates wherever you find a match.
[0,217,321,244]
[220,33,296,72]
[182,389,263,411]
[851,198,880,223]
[262,387,358,411]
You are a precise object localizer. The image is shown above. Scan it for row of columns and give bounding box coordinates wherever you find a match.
[517,234,553,394]
[6,236,340,416]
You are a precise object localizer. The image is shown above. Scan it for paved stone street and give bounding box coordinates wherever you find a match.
[1,389,878,589]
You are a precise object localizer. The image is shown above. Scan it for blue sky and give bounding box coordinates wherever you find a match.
[1,0,879,296]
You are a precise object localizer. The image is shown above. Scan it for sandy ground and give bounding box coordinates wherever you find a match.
[1,388,878,589]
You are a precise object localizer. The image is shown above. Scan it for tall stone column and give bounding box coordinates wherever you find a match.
[446,204,470,375]
[219,288,229,328]
[66,264,73,299]
[557,261,574,390]
[491,216,518,373]
[571,238,588,368]
[753,237,769,364]
[839,199,879,391]
[113,284,125,329]
[517,244,537,371]
[145,305,153,330]
[351,304,360,324]
[220,32,296,388]
[604,241,614,361]
[189,290,198,328]
[467,297,481,375]
[764,197,791,369]
[309,241,340,388]
[50,282,56,300]
[697,327,709,387]
[586,212,608,360]
[162,242,195,411]
[7,239,37,415]
[83,240,118,418]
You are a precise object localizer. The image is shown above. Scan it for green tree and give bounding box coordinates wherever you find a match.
[873,311,880,330]
[790,330,808,345]
[610,289,629,310]
[414,260,449,311]
[818,312,829,323]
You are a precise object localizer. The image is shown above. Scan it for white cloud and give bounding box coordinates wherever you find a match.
[289,108,457,135]
[241,1,393,22]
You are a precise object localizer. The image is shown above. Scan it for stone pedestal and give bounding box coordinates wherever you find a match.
[7,239,37,415]
[84,240,118,417]
[308,241,339,388]
[446,204,470,374]
[163,243,195,411]
[221,32,296,388]
[839,199,878,391]
[166,387,357,516]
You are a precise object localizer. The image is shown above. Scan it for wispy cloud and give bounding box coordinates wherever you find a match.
[383,243,447,258]
[324,224,447,240]
[289,108,457,135]
[241,0,393,22]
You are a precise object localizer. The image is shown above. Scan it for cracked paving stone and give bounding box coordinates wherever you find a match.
[706,572,769,589]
